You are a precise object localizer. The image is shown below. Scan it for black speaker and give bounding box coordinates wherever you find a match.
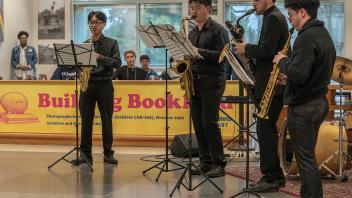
[170,134,199,158]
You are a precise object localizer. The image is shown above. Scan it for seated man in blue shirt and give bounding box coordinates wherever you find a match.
[140,55,159,80]
[11,31,38,80]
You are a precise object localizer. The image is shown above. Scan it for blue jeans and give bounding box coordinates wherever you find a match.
[288,95,328,198]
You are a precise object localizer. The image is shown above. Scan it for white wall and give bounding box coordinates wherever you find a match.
[0,0,33,79]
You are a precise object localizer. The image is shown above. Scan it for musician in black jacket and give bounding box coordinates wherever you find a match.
[235,0,288,192]
[274,1,335,197]
[75,11,121,165]
[188,0,229,178]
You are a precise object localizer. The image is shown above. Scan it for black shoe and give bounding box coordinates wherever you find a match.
[104,154,118,164]
[249,180,280,192]
[249,179,265,187]
[250,177,285,187]
[71,156,93,166]
[190,163,214,175]
[205,166,225,178]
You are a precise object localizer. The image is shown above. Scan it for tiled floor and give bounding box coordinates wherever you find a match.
[0,144,293,198]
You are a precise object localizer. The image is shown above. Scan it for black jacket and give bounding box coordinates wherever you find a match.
[115,65,146,80]
[189,18,229,76]
[88,34,121,78]
[245,6,289,99]
[279,19,336,105]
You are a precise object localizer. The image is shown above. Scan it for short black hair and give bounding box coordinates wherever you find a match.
[17,31,29,39]
[284,0,320,19]
[189,0,212,7]
[87,11,107,23]
[140,55,150,62]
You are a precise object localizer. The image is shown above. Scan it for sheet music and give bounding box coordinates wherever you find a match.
[137,23,202,60]
[225,49,254,85]
[54,43,97,67]
[137,24,175,48]
[159,31,203,61]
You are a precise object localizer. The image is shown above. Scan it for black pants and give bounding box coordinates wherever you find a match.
[288,96,327,198]
[256,96,284,182]
[79,80,114,158]
[191,76,226,166]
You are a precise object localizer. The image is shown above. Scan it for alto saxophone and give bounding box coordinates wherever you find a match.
[80,34,93,92]
[257,27,295,119]
[171,17,194,102]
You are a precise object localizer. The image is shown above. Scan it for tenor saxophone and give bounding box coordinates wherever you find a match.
[219,9,255,82]
[80,34,93,92]
[171,17,194,102]
[257,27,295,119]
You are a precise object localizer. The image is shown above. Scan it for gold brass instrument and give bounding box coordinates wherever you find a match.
[172,17,194,102]
[219,9,255,82]
[257,27,295,119]
[80,34,93,92]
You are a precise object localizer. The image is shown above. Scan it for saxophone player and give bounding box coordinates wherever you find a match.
[234,0,288,192]
[188,0,229,178]
[74,11,121,165]
[273,1,335,197]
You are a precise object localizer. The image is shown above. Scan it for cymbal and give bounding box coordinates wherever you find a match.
[331,56,352,85]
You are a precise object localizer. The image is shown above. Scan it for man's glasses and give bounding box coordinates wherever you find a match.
[89,21,104,26]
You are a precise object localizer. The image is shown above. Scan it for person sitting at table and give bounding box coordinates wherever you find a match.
[160,57,180,80]
[114,50,146,80]
[140,54,159,80]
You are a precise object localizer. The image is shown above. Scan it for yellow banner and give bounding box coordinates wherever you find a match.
[0,81,240,137]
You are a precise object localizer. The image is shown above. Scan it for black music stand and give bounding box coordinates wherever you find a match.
[223,41,261,198]
[157,27,223,197]
[48,41,96,172]
[137,23,184,181]
[221,84,258,162]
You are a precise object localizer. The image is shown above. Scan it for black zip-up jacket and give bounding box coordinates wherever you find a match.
[279,19,336,105]
[86,34,121,78]
[189,18,229,76]
[245,6,289,99]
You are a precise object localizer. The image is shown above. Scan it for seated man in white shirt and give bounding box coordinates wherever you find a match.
[10,31,38,80]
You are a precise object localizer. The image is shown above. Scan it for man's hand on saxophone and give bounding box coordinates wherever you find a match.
[273,52,288,86]
[277,73,288,85]
[273,51,287,64]
[95,52,102,60]
[234,42,246,55]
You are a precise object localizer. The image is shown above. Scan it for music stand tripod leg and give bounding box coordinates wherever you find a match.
[48,42,94,172]
[169,100,223,197]
[142,48,184,181]
[230,87,262,198]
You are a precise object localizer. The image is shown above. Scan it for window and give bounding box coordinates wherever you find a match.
[74,4,137,64]
[225,1,344,55]
[139,3,182,66]
[73,1,182,67]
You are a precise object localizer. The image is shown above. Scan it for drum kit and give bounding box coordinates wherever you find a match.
[277,56,352,181]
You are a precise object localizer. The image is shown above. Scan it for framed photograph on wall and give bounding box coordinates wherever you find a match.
[38,0,65,39]
[38,44,56,64]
